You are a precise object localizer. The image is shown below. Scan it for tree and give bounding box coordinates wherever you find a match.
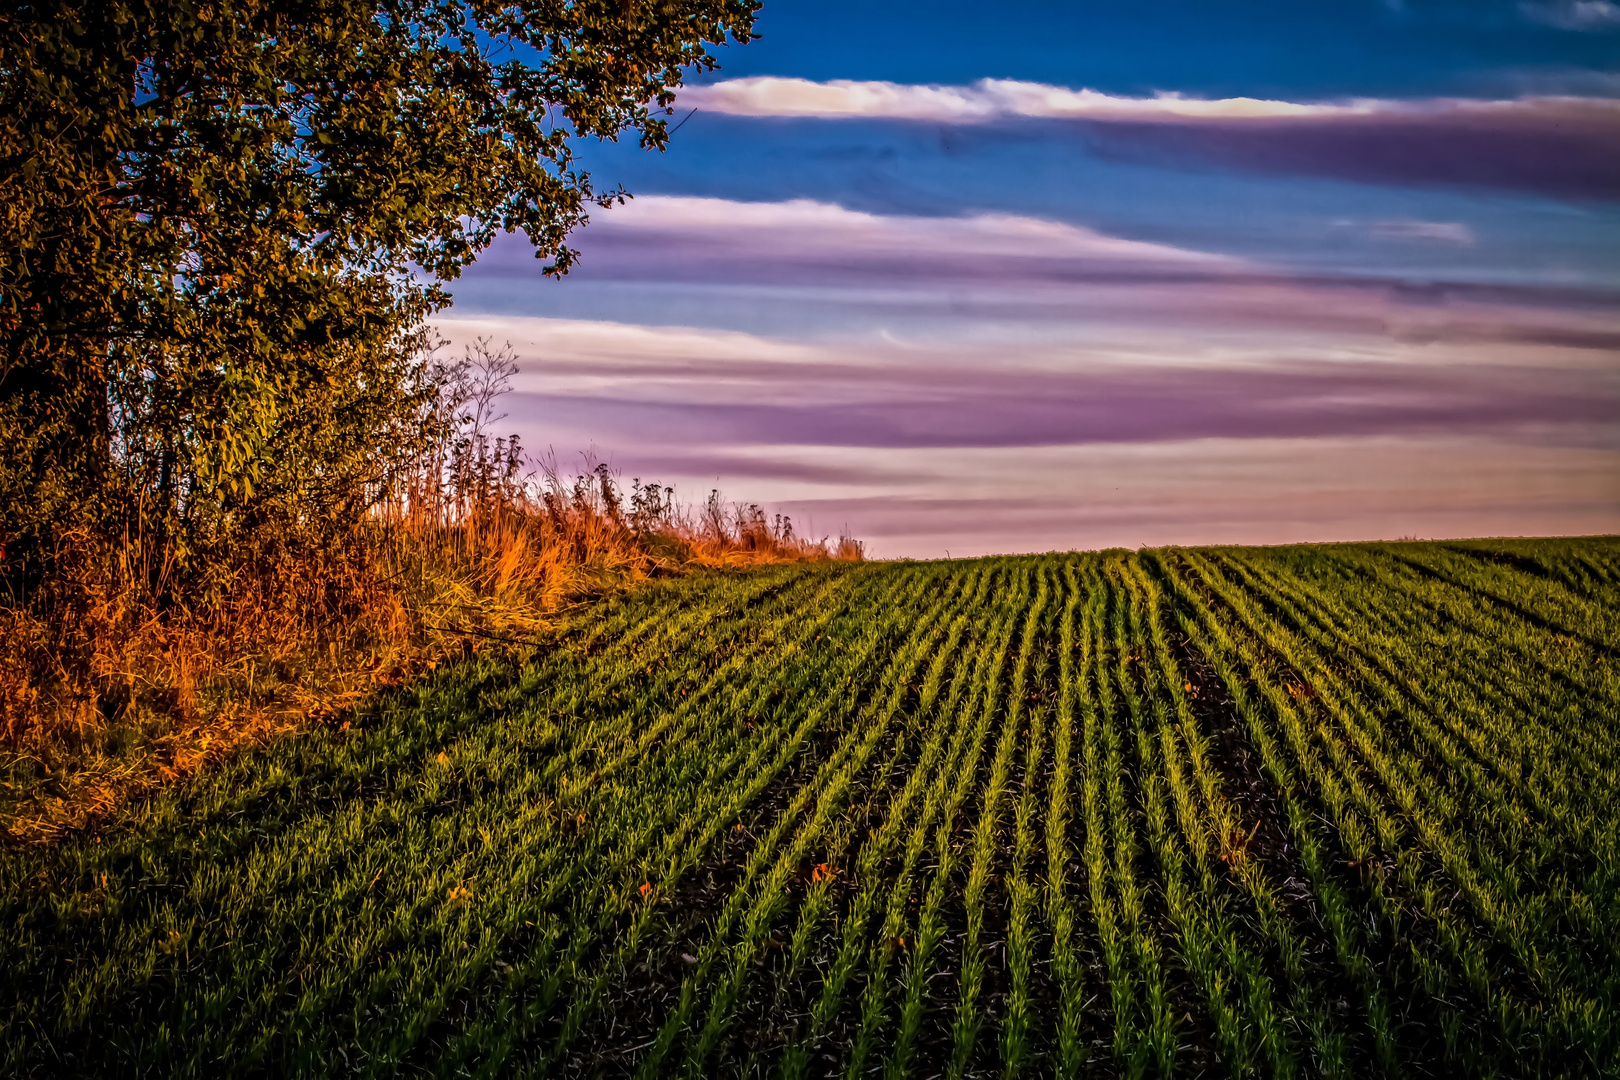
[0,0,756,575]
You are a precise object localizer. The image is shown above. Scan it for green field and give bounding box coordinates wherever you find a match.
[4,538,1619,1077]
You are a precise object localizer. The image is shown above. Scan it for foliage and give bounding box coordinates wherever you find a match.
[0,0,765,811]
[0,328,847,840]
[2,537,1616,1076]
[0,0,758,570]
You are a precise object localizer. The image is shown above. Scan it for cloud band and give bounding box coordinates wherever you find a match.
[677,78,1620,200]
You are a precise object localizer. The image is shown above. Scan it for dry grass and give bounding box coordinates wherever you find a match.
[0,458,859,843]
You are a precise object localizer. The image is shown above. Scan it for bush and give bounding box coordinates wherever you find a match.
[0,337,858,843]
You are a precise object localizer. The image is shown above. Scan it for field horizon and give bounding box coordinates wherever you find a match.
[3,535,1618,1077]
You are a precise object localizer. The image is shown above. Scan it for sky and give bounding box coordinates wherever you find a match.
[437,0,1620,557]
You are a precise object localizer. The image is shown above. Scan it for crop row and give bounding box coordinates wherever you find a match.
[2,539,1617,1077]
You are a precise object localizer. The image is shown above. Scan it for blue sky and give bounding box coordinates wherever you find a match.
[718,0,1620,94]
[440,0,1620,556]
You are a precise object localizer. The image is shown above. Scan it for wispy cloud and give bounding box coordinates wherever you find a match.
[1521,0,1620,30]
[582,196,1230,265]
[682,77,1398,123]
[682,76,1618,126]
[435,314,1620,450]
[446,193,1620,554]
[470,196,1619,349]
[677,79,1620,200]
[433,313,1620,554]
[1368,220,1477,245]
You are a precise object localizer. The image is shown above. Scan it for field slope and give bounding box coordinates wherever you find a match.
[4,538,1619,1077]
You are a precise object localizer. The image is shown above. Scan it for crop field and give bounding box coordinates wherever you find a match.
[3,537,1619,1078]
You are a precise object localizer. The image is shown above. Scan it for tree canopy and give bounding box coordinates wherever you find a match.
[0,0,756,572]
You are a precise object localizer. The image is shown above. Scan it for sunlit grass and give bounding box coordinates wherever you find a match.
[0,460,858,843]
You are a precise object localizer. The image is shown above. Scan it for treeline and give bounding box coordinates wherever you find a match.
[0,0,854,837]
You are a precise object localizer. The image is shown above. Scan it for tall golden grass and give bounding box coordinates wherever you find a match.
[0,343,860,842]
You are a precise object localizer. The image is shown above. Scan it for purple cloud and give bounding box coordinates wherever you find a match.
[469,198,1620,346]
[439,189,1620,554]
[443,191,1620,458]
[1071,105,1620,202]
[678,79,1620,200]
[492,359,1618,451]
